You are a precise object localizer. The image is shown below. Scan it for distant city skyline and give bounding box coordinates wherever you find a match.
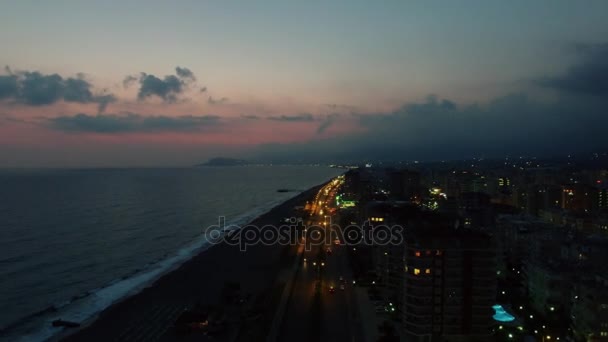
[1,1,608,167]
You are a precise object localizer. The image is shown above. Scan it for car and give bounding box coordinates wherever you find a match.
[340,284,345,291]
[339,276,344,282]
[326,248,332,255]
[329,286,335,293]
[334,239,340,245]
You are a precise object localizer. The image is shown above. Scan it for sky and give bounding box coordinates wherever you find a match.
[1,0,608,167]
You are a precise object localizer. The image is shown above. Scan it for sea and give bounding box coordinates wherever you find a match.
[0,166,343,341]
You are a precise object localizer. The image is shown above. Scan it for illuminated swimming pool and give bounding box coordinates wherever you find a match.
[492,304,515,322]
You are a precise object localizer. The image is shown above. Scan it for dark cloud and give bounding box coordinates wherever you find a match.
[49,113,220,133]
[252,91,608,163]
[19,72,65,105]
[63,76,94,103]
[208,96,229,105]
[0,74,18,100]
[537,43,608,96]
[130,67,197,103]
[139,114,218,131]
[175,66,196,82]
[324,103,357,112]
[241,114,260,120]
[317,113,340,134]
[267,113,314,122]
[95,94,117,114]
[0,69,115,112]
[138,74,184,103]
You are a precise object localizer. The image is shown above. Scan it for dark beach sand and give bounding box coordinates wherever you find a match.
[58,185,322,342]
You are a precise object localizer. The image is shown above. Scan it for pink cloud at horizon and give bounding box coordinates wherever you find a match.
[0,101,366,148]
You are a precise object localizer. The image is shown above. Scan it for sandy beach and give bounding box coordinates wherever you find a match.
[58,184,322,342]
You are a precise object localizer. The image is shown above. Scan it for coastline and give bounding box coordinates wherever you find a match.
[53,183,324,341]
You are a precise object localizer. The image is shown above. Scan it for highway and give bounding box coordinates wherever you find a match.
[278,177,364,342]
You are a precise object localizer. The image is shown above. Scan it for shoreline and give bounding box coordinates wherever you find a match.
[54,183,325,341]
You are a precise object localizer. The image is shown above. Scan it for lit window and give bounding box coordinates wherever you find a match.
[415,251,421,257]
[414,268,421,275]
[425,269,431,274]
[436,250,442,256]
